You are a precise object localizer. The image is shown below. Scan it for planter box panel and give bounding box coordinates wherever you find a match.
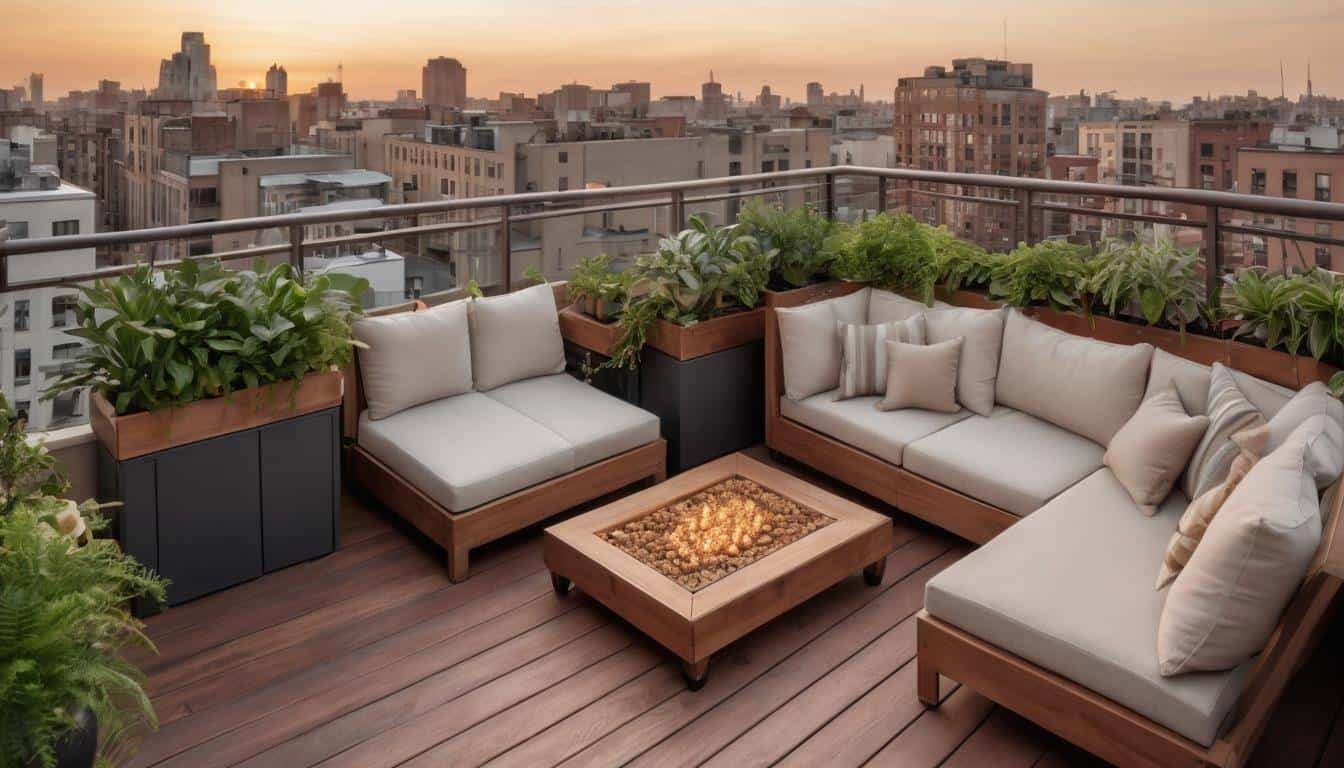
[647,309,766,361]
[154,429,263,605]
[558,307,621,357]
[762,281,865,309]
[641,342,764,474]
[260,409,340,572]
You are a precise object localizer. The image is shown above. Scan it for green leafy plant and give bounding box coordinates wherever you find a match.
[1085,239,1210,337]
[606,215,773,370]
[568,254,634,321]
[829,213,937,304]
[0,394,167,767]
[1292,268,1344,361]
[927,224,1001,293]
[989,240,1089,312]
[42,259,369,416]
[736,201,836,288]
[1222,267,1308,356]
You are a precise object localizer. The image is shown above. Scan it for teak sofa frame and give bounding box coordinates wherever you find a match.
[763,286,1344,768]
[343,282,667,582]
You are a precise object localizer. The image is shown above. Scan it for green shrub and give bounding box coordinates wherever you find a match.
[0,394,167,767]
[736,201,836,288]
[1222,267,1308,356]
[829,213,938,304]
[1086,239,1209,336]
[927,224,1001,293]
[43,259,369,415]
[989,240,1089,312]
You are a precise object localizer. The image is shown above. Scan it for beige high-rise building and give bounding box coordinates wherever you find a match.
[806,81,824,107]
[265,64,287,98]
[1079,119,1192,243]
[422,57,467,109]
[611,81,651,114]
[894,57,1046,251]
[702,75,726,121]
[315,82,345,122]
[28,73,43,111]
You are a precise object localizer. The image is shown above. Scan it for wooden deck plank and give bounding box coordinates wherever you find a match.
[941,708,1054,768]
[863,684,997,767]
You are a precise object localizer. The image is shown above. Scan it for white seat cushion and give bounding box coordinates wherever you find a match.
[483,374,661,468]
[358,393,575,512]
[781,390,971,465]
[903,407,1104,516]
[925,469,1248,747]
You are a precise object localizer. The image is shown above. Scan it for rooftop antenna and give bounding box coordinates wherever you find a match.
[1280,60,1285,100]
[1003,18,1008,60]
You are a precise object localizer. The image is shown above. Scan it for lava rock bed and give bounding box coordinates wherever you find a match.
[598,475,833,591]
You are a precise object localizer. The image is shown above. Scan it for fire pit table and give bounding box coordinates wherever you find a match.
[543,452,894,689]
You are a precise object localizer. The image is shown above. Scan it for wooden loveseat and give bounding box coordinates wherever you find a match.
[764,284,1344,767]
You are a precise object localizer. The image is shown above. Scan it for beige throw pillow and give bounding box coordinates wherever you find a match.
[1156,424,1270,590]
[775,288,870,401]
[1157,415,1344,676]
[353,299,473,420]
[922,307,1006,416]
[836,315,924,400]
[1184,363,1263,500]
[876,338,963,413]
[468,283,566,391]
[1103,384,1210,515]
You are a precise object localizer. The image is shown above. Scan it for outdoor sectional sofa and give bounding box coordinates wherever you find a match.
[343,282,667,582]
[765,285,1344,768]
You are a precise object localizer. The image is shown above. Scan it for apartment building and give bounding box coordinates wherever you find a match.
[0,147,94,430]
[423,58,467,110]
[266,64,288,98]
[156,32,217,102]
[1235,145,1344,271]
[315,82,345,122]
[1191,119,1271,191]
[1078,119,1194,244]
[702,77,727,121]
[894,58,1046,251]
[204,153,367,253]
[611,82,651,115]
[47,110,123,230]
[312,114,427,174]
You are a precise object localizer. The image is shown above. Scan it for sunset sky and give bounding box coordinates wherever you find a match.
[2,0,1339,104]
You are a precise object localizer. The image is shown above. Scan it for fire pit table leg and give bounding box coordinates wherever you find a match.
[550,572,572,594]
[683,658,710,691]
[862,558,886,586]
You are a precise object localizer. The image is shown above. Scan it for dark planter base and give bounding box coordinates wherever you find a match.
[99,407,341,611]
[564,341,639,405]
[26,707,97,768]
[639,342,764,474]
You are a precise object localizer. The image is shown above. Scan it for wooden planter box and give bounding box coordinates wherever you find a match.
[559,306,621,357]
[761,280,865,310]
[95,370,343,608]
[646,308,766,361]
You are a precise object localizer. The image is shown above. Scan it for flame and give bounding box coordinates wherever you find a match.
[665,496,774,570]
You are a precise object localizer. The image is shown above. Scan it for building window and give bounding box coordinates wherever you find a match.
[728,134,742,155]
[14,400,29,422]
[1200,142,1214,158]
[13,300,28,332]
[728,161,741,176]
[777,159,790,172]
[51,220,80,236]
[51,342,81,361]
[4,221,28,239]
[558,151,568,164]
[14,349,30,386]
[51,295,78,328]
[1317,247,1332,268]
[1251,169,1266,195]
[1317,173,1332,202]
[557,176,568,191]
[1283,170,1297,198]
[761,160,774,173]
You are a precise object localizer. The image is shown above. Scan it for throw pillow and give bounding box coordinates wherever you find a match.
[468,282,566,391]
[836,315,925,400]
[775,288,870,401]
[1156,424,1270,590]
[1103,383,1210,515]
[876,337,963,413]
[1267,381,1344,488]
[1158,414,1344,676]
[922,306,1006,416]
[1184,363,1263,500]
[353,299,473,420]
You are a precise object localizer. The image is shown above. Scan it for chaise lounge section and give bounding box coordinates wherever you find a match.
[766,285,1344,767]
[344,282,667,581]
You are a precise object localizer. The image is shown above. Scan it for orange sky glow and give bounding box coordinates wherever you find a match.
[2,0,1339,104]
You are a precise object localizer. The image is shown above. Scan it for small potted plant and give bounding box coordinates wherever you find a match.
[43,258,368,605]
[567,254,633,322]
[0,395,168,768]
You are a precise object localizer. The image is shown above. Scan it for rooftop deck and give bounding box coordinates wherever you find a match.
[125,447,1344,768]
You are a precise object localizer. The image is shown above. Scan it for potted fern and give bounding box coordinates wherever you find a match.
[829,212,939,305]
[0,395,167,768]
[43,258,368,605]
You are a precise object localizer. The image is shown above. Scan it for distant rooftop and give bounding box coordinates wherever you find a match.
[0,181,96,203]
[190,152,348,177]
[259,169,392,188]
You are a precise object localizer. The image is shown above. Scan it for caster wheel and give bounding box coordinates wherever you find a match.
[551,573,572,594]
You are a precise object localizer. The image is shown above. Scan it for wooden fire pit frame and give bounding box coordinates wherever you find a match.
[543,452,894,689]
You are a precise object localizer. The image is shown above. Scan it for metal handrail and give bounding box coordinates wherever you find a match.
[2,165,1343,300]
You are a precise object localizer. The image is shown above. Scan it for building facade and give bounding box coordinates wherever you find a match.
[422,58,467,110]
[156,32,217,101]
[1234,146,1344,271]
[265,64,288,98]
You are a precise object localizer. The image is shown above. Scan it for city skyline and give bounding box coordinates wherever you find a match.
[1,0,1340,105]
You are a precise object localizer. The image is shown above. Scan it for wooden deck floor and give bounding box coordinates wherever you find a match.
[126,450,1344,768]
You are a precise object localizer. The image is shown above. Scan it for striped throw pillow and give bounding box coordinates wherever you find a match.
[1183,363,1264,500]
[836,315,925,400]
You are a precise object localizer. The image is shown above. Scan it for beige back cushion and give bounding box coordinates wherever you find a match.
[1158,415,1344,676]
[996,310,1153,446]
[1145,348,1212,415]
[867,289,946,324]
[923,307,1006,417]
[354,299,473,420]
[776,288,870,401]
[469,283,566,391]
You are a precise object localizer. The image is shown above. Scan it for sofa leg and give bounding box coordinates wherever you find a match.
[917,656,940,708]
[446,546,470,583]
[652,468,667,483]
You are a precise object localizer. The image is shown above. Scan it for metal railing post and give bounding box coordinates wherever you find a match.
[499,204,512,292]
[824,173,836,221]
[669,189,685,232]
[1204,205,1221,306]
[1018,189,1034,245]
[288,224,304,278]
[876,176,888,215]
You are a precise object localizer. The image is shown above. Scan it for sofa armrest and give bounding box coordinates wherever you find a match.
[1320,480,1344,580]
